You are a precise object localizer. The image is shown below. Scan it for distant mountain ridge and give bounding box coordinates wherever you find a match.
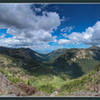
[0,46,100,76]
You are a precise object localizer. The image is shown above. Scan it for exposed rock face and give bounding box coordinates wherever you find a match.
[76,50,87,59]
[0,72,39,96]
[17,83,37,95]
[0,72,25,96]
[71,49,93,62]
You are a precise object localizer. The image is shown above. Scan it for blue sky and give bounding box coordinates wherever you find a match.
[0,4,100,53]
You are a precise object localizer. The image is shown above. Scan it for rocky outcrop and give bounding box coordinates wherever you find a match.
[0,72,26,96]
[17,83,37,95]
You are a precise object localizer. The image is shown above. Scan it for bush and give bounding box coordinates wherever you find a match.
[39,84,55,94]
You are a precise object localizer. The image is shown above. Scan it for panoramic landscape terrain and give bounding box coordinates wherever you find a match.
[0,46,100,96]
[0,3,100,96]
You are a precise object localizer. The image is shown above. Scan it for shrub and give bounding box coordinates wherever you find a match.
[39,84,55,94]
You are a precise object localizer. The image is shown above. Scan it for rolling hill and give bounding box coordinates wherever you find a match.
[0,46,100,96]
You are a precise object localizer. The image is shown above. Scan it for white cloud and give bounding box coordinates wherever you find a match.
[0,36,20,47]
[61,26,74,33]
[0,34,6,38]
[0,36,51,50]
[68,32,82,41]
[66,21,100,46]
[0,3,61,50]
[59,21,100,46]
[58,39,70,45]
[0,4,60,32]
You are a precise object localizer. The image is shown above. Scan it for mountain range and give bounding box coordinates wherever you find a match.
[0,46,100,96]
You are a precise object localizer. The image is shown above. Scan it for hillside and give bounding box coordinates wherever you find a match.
[0,71,36,96]
[0,46,100,96]
[57,64,100,96]
[51,47,100,78]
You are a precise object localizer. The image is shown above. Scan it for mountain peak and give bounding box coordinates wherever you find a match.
[89,46,100,49]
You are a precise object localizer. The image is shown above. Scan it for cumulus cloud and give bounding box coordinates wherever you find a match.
[58,39,70,45]
[89,21,100,45]
[61,21,100,46]
[0,35,54,52]
[0,4,60,32]
[68,32,83,42]
[0,36,20,47]
[0,4,60,31]
[0,3,61,50]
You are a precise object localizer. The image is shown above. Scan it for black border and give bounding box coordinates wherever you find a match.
[0,1,100,100]
[0,0,100,3]
[1,97,100,100]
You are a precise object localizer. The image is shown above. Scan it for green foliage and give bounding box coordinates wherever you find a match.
[39,84,55,94]
[0,46,100,96]
[77,59,100,73]
[0,67,23,83]
[58,64,100,95]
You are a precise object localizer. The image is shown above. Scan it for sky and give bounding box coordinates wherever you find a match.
[0,4,100,53]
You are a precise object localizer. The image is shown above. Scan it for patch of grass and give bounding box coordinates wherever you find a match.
[39,83,55,94]
[58,65,100,96]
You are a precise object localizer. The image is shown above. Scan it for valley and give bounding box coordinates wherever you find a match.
[0,46,100,96]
